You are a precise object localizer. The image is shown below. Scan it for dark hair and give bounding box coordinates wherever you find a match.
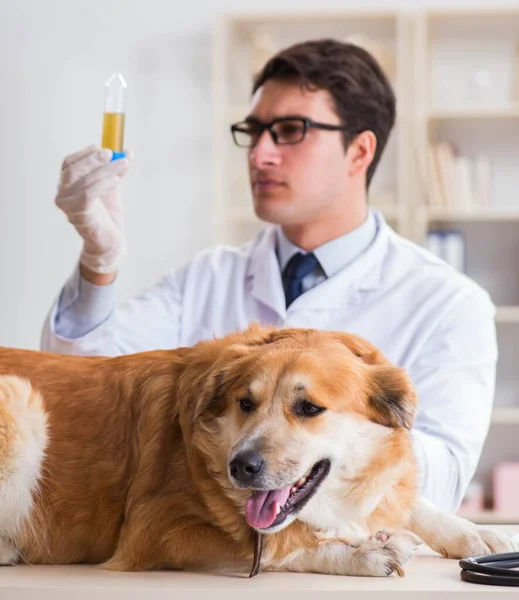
[252,39,396,188]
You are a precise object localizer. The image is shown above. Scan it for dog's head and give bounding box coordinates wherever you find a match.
[179,325,417,534]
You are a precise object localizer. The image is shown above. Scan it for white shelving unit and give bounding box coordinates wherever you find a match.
[414,8,519,524]
[213,9,519,524]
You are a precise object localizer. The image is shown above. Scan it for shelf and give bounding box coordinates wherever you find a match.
[495,306,519,324]
[427,107,519,121]
[226,10,399,25]
[425,208,519,222]
[427,9,519,18]
[491,407,519,425]
[425,9,519,39]
[457,510,519,525]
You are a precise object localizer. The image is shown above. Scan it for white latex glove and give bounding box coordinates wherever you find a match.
[55,145,132,274]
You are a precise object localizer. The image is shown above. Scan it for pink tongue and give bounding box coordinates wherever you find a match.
[245,485,292,529]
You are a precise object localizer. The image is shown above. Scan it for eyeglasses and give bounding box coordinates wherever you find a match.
[230,117,348,148]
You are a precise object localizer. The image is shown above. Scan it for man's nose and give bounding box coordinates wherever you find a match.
[249,130,281,168]
[229,450,265,485]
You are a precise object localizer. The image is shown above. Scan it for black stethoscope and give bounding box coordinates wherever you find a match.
[460,552,519,586]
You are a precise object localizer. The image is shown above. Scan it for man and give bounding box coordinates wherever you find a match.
[42,39,497,514]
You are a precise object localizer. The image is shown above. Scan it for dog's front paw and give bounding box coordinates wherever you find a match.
[350,530,421,577]
[435,525,518,559]
[0,538,19,566]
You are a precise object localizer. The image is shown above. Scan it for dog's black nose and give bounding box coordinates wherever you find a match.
[229,451,264,484]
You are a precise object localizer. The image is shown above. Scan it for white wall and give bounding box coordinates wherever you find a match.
[1,0,518,349]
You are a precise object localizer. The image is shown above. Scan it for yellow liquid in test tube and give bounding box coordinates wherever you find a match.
[102,113,125,152]
[101,73,127,153]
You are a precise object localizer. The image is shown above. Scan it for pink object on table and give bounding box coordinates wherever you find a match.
[493,462,519,513]
[458,480,484,516]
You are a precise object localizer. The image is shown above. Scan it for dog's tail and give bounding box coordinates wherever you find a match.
[0,375,48,544]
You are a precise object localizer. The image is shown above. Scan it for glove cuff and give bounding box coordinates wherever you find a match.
[79,240,128,275]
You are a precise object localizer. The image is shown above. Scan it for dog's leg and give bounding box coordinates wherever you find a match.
[0,538,19,565]
[0,376,48,566]
[273,530,421,577]
[104,520,252,573]
[408,496,518,559]
[106,512,421,576]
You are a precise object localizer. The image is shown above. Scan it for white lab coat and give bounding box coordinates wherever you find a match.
[42,212,497,513]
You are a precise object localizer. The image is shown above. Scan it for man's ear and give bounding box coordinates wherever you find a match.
[366,364,417,430]
[347,130,377,179]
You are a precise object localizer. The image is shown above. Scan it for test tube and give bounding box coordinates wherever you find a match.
[101,72,127,160]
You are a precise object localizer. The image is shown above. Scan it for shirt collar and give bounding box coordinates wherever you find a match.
[275,209,378,278]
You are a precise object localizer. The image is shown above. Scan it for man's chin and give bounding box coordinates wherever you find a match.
[253,197,294,225]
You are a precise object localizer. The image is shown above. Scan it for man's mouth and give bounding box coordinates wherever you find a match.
[254,179,284,191]
[244,459,331,531]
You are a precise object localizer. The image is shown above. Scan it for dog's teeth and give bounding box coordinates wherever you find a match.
[298,477,306,486]
[275,502,281,515]
[291,486,297,494]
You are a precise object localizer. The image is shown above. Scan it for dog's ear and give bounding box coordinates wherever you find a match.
[331,331,417,429]
[193,326,280,419]
[194,367,234,421]
[331,331,392,366]
[218,322,280,349]
[365,364,417,429]
[185,326,279,423]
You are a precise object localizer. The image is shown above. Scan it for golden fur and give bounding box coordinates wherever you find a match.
[0,325,516,576]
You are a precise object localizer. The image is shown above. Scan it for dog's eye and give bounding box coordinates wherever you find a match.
[295,400,326,417]
[238,397,255,413]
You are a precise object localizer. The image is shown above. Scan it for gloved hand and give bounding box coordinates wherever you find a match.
[55,145,132,274]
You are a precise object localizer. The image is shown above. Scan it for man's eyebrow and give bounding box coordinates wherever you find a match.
[244,114,309,123]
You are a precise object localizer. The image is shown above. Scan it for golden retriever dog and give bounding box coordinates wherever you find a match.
[0,325,516,577]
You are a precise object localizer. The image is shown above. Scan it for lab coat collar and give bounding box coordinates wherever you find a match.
[246,226,287,317]
[276,210,378,278]
[247,211,390,316]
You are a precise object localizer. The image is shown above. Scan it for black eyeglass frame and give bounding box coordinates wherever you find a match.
[230,117,349,148]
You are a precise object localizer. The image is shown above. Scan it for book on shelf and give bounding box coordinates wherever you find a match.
[473,155,492,209]
[426,229,466,272]
[493,462,519,514]
[516,41,519,105]
[426,141,492,211]
[458,479,485,517]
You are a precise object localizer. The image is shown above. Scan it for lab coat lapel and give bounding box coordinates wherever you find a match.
[247,227,287,318]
